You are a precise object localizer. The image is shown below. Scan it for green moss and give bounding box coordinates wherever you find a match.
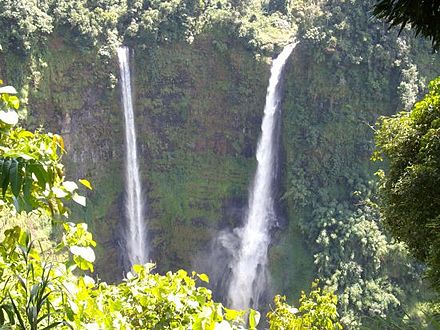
[125,32,271,273]
[149,152,253,224]
[269,219,315,302]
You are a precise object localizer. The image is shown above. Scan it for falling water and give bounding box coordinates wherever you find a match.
[227,44,296,310]
[117,47,148,266]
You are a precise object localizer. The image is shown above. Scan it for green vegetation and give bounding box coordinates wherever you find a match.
[0,0,53,54]
[268,282,342,330]
[132,39,268,272]
[0,0,295,60]
[0,225,251,329]
[1,0,440,329]
[373,0,440,49]
[277,0,440,327]
[0,82,89,216]
[375,77,440,293]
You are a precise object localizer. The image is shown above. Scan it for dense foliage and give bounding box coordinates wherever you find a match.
[0,0,294,59]
[0,83,87,215]
[267,282,342,330]
[373,0,440,49]
[375,77,440,292]
[1,0,439,329]
[0,0,53,54]
[0,225,255,329]
[276,0,440,327]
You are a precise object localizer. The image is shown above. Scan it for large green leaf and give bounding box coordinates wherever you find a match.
[9,159,22,197]
[20,174,38,211]
[28,163,48,189]
[23,174,32,201]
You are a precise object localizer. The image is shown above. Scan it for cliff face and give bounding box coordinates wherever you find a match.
[132,35,269,274]
[18,31,288,285]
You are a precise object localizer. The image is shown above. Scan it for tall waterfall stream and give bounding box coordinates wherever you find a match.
[117,47,148,266]
[227,44,296,310]
[117,43,294,303]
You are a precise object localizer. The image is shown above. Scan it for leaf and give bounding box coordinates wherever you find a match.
[40,322,63,330]
[82,275,95,288]
[9,295,26,329]
[224,308,243,321]
[248,309,260,329]
[0,110,18,126]
[72,193,86,207]
[79,179,92,190]
[53,134,64,150]
[133,264,144,275]
[197,273,209,283]
[22,175,38,210]
[0,306,6,325]
[52,187,68,198]
[28,248,41,262]
[3,151,34,160]
[0,304,16,326]
[214,320,233,330]
[9,159,22,197]
[62,181,78,193]
[70,246,95,263]
[29,164,49,189]
[0,86,17,94]
[0,159,4,192]
[8,96,19,109]
[17,130,34,139]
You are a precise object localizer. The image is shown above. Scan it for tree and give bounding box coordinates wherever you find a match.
[373,0,440,49]
[0,0,53,54]
[374,77,440,292]
[267,0,290,15]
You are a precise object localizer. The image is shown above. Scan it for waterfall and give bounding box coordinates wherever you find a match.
[227,44,296,310]
[117,47,148,266]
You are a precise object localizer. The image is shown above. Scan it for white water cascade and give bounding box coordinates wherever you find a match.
[117,47,148,266]
[227,44,296,310]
